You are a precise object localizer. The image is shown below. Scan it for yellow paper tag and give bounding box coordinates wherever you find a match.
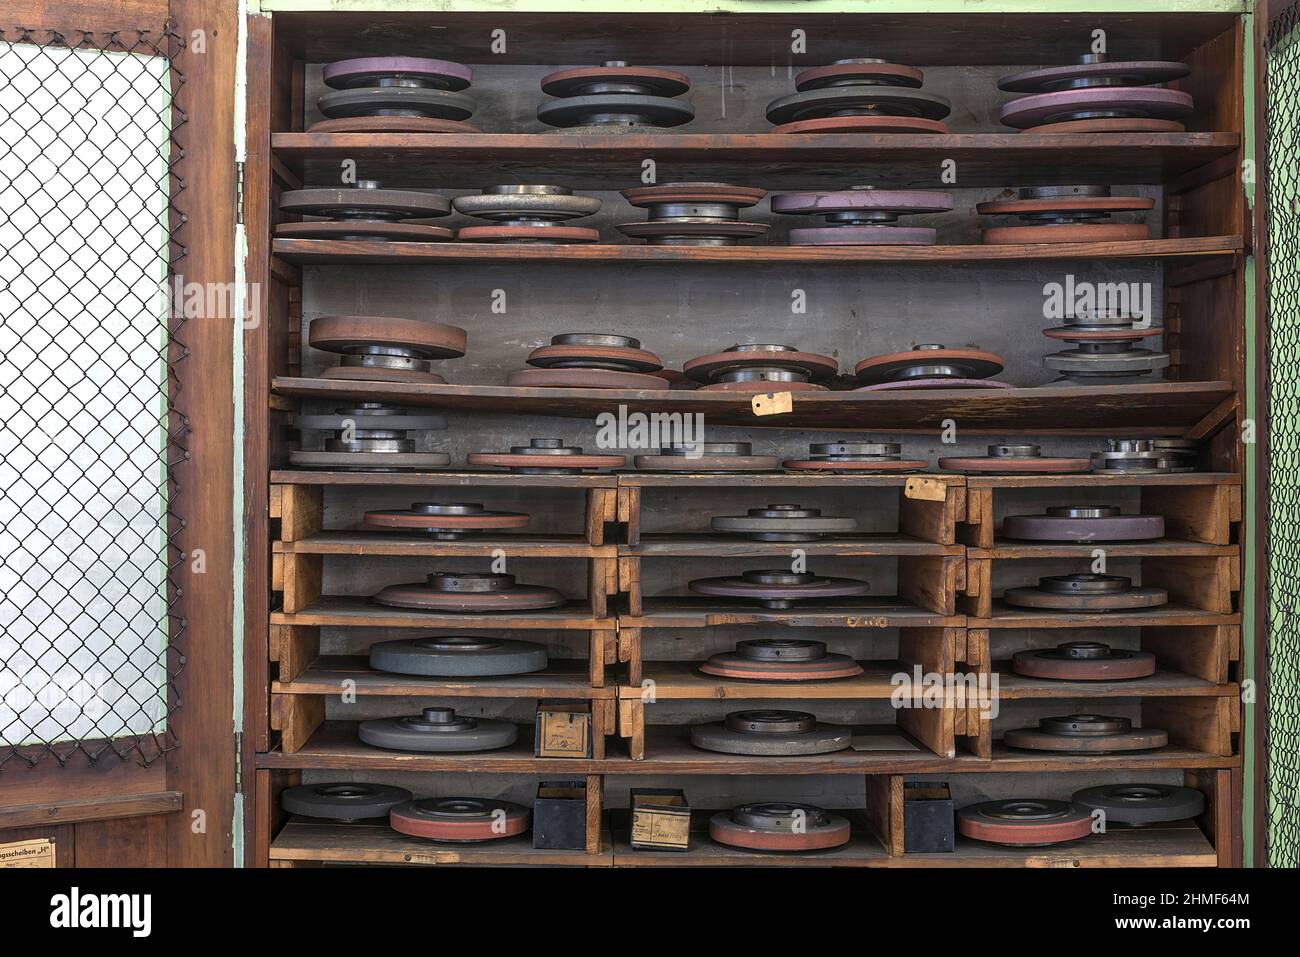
[0,839,55,868]
[905,477,947,502]
[751,391,793,416]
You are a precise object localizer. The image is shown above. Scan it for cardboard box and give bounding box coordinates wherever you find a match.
[535,701,593,758]
[629,788,690,851]
[533,780,589,850]
[904,781,955,853]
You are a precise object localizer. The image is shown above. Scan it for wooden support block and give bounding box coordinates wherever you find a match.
[618,556,642,615]
[964,628,990,671]
[618,699,646,760]
[271,553,284,592]
[898,554,962,616]
[268,484,283,519]
[958,487,994,548]
[588,558,609,619]
[896,695,955,759]
[899,479,962,545]
[270,693,324,754]
[279,553,322,614]
[277,484,323,542]
[959,556,991,618]
[1143,696,1236,756]
[617,486,641,546]
[1142,555,1236,613]
[273,624,320,682]
[1139,483,1238,544]
[585,488,617,545]
[863,775,905,857]
[1141,624,1239,684]
[619,626,642,686]
[1184,768,1235,867]
[585,774,603,855]
[591,698,615,761]
[587,630,606,688]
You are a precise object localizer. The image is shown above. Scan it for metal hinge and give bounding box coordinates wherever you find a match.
[235,160,245,225]
[234,730,244,791]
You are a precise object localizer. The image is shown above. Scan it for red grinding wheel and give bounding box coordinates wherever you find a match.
[320,366,447,384]
[468,451,626,471]
[1043,325,1162,341]
[856,378,1016,391]
[957,799,1093,846]
[700,639,863,681]
[982,222,1149,244]
[308,315,467,358]
[363,505,531,532]
[783,457,928,472]
[854,347,1004,381]
[938,456,1090,474]
[373,572,566,613]
[795,61,924,88]
[709,805,852,851]
[621,183,767,208]
[506,368,669,391]
[389,797,529,843]
[1011,643,1158,680]
[699,380,827,393]
[276,222,456,242]
[1019,117,1185,135]
[683,348,838,383]
[540,64,691,97]
[306,116,483,134]
[770,115,949,135]
[456,224,600,243]
[526,342,662,371]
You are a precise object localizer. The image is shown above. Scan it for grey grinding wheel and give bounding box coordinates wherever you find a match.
[369,635,549,676]
[280,782,413,820]
[358,707,518,752]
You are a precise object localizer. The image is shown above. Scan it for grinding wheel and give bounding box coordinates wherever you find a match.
[957,799,1093,846]
[700,638,863,681]
[711,504,857,541]
[1011,640,1157,680]
[997,54,1193,132]
[308,315,466,358]
[537,61,693,129]
[389,797,530,843]
[618,183,768,246]
[373,572,566,613]
[1001,506,1165,542]
[854,345,1004,385]
[690,709,852,755]
[1017,116,1185,134]
[698,377,827,393]
[322,56,473,91]
[363,502,531,538]
[1071,783,1204,825]
[525,333,662,372]
[977,185,1153,245]
[453,185,601,221]
[633,442,781,473]
[770,115,950,135]
[766,86,950,126]
[291,402,451,471]
[279,183,452,221]
[507,368,668,390]
[1002,714,1168,754]
[1091,438,1184,475]
[307,115,482,135]
[939,443,1091,474]
[710,803,852,851]
[467,438,626,473]
[281,782,413,821]
[276,221,456,242]
[369,635,548,677]
[689,568,869,609]
[288,450,452,471]
[458,224,600,243]
[783,440,928,472]
[1003,574,1168,613]
[359,706,518,752]
[319,86,476,122]
[683,344,838,384]
[772,187,952,246]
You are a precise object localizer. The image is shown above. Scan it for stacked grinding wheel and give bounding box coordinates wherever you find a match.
[507,333,667,391]
[373,572,566,612]
[452,185,601,244]
[711,504,857,542]
[784,441,929,473]
[359,706,517,752]
[633,442,780,473]
[682,344,838,393]
[957,799,1093,846]
[939,444,1091,475]
[280,782,412,821]
[618,183,769,246]
[854,344,1012,391]
[977,186,1154,244]
[1150,437,1199,470]
[307,315,466,383]
[390,797,530,843]
[700,638,863,681]
[1011,640,1158,680]
[710,803,852,852]
[690,710,852,755]
[364,502,530,540]
[771,187,953,246]
[290,403,451,471]
[1003,714,1168,754]
[277,180,454,243]
[1002,506,1165,542]
[1004,575,1168,614]
[689,569,869,609]
[998,53,1193,134]
[1043,312,1169,384]
[369,635,548,677]
[537,61,694,131]
[1072,784,1205,826]
[766,58,951,135]
[312,56,478,134]
[1092,438,1189,475]
[467,438,626,473]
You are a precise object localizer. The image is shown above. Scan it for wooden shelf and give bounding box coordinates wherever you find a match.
[272,656,615,699]
[994,667,1234,699]
[271,596,608,630]
[273,131,1241,190]
[627,659,917,701]
[964,472,1241,489]
[272,377,1235,435]
[270,469,616,488]
[624,596,964,629]
[274,236,1241,268]
[269,817,613,867]
[623,533,962,558]
[619,472,963,488]
[973,601,1240,629]
[970,539,1240,560]
[273,531,613,559]
[985,743,1237,772]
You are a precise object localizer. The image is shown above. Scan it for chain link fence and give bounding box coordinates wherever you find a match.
[0,26,189,767]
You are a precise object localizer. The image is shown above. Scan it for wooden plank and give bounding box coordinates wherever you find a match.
[72,814,169,868]
[975,600,1238,629]
[270,693,324,755]
[898,555,961,616]
[269,469,616,488]
[626,596,965,629]
[3,0,168,36]
[280,553,322,614]
[1143,555,1237,612]
[1141,624,1239,684]
[274,656,616,699]
[271,596,603,629]
[898,481,960,545]
[622,534,961,557]
[997,669,1233,699]
[1144,697,1236,756]
[585,775,602,857]
[1140,484,1238,544]
[277,484,322,542]
[0,791,181,830]
[273,532,612,558]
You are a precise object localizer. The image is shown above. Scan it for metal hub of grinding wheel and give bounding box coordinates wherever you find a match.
[976,185,1154,244]
[1091,438,1185,475]
[767,58,951,134]
[289,402,452,471]
[771,187,953,246]
[633,441,781,473]
[617,183,770,246]
[537,61,694,130]
[307,314,466,383]
[854,344,1011,390]
[1002,505,1165,542]
[368,635,548,676]
[690,709,853,755]
[782,441,929,473]
[1004,574,1168,614]
[1150,437,1199,470]
[710,803,852,851]
[389,797,530,843]
[700,638,864,681]
[277,180,455,243]
[688,568,870,609]
[1011,639,1158,680]
[373,572,566,613]
[280,782,413,821]
[314,56,478,133]
[508,332,668,390]
[998,53,1193,133]
[938,443,1091,475]
[358,706,518,752]
[1002,714,1168,754]
[453,185,602,244]
[1042,311,1169,384]
[683,343,837,392]
[363,502,531,539]
[710,504,857,541]
[467,438,626,473]
[957,799,1093,846]
[1071,784,1205,825]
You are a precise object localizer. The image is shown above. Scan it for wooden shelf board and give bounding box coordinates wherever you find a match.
[271,596,608,630]
[624,596,965,628]
[273,531,613,558]
[272,377,1235,435]
[269,817,613,867]
[273,656,614,699]
[618,472,964,488]
[965,472,1241,489]
[623,533,962,557]
[995,667,1233,699]
[985,743,1238,771]
[973,601,1240,629]
[273,131,1241,190]
[971,539,1240,559]
[626,659,912,700]
[270,469,616,488]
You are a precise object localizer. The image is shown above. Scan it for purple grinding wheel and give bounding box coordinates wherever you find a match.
[856,377,1016,391]
[1000,87,1193,129]
[998,59,1190,93]
[323,56,473,91]
[771,189,953,216]
[788,225,936,245]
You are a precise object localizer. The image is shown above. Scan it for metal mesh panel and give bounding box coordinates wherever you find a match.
[0,27,188,767]
[1265,6,1300,868]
